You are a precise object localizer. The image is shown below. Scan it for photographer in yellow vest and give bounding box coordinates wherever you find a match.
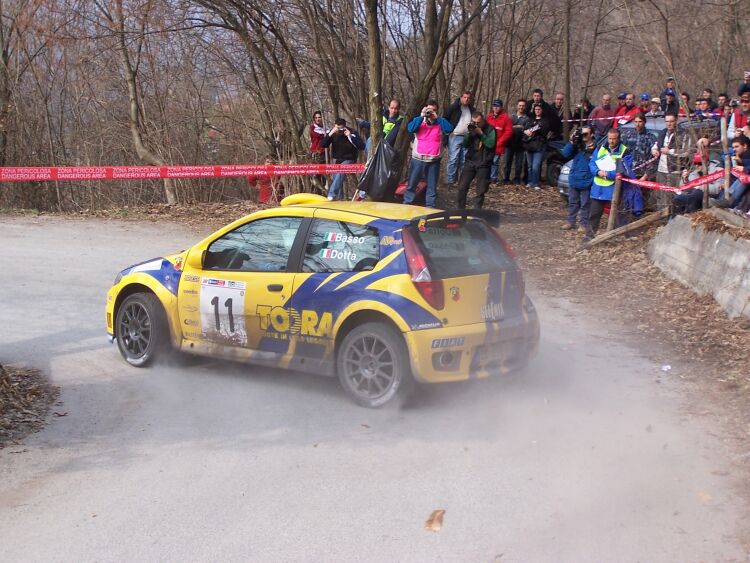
[585,128,633,240]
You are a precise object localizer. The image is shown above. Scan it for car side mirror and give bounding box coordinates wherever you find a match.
[185,249,204,270]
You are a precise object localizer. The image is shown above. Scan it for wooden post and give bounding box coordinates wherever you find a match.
[721,116,731,199]
[606,175,622,231]
[582,208,670,248]
[701,146,710,209]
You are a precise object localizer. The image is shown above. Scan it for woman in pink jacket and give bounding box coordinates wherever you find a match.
[402,99,454,208]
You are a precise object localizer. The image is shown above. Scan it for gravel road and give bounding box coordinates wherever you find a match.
[0,215,746,562]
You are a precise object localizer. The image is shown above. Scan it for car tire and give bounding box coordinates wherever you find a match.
[336,322,413,408]
[115,293,171,367]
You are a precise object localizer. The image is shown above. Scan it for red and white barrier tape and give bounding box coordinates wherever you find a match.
[0,163,366,183]
[619,168,749,192]
[563,111,724,124]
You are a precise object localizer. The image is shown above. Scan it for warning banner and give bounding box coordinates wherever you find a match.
[0,163,366,183]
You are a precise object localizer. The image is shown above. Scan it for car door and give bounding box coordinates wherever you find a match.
[286,211,382,370]
[178,214,306,360]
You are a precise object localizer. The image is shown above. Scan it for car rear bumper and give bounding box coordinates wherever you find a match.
[404,307,540,383]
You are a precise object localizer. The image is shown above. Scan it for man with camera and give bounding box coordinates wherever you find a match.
[402,100,454,208]
[560,126,595,232]
[320,118,366,200]
[456,112,496,209]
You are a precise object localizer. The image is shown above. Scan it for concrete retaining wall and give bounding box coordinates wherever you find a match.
[648,214,750,319]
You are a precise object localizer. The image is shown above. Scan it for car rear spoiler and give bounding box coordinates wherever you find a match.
[409,209,501,228]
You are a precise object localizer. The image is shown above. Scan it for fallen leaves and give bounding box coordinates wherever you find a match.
[424,509,446,532]
[0,364,59,448]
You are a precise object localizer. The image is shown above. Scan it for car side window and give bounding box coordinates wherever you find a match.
[204,217,302,272]
[303,219,380,273]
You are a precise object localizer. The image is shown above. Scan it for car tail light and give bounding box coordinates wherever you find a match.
[487,226,524,294]
[489,227,517,259]
[401,229,444,310]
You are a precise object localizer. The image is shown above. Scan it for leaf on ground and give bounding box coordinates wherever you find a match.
[424,509,445,532]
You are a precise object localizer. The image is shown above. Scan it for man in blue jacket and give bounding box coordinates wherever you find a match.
[560,126,595,232]
[586,128,633,240]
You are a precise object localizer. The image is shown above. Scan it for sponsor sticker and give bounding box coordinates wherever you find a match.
[380,235,401,246]
[411,322,441,330]
[481,302,504,321]
[431,337,465,349]
[450,286,460,301]
[324,232,367,244]
[319,248,357,261]
[201,277,246,290]
[183,274,200,282]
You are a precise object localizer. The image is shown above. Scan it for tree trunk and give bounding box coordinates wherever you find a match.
[112,1,176,204]
[365,0,382,147]
[563,0,571,138]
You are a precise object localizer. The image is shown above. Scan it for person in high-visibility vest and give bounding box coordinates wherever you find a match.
[585,128,633,240]
[382,99,405,147]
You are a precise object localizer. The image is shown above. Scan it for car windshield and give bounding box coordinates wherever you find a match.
[410,219,515,278]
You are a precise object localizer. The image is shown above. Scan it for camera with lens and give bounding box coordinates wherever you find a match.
[424,109,436,119]
[730,99,739,108]
[467,122,478,131]
[571,127,584,144]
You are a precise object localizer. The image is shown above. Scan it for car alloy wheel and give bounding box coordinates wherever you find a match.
[337,322,412,408]
[115,293,169,367]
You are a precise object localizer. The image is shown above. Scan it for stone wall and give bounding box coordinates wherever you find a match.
[648,213,750,319]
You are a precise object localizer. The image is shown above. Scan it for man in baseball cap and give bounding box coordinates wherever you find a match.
[639,93,651,113]
[646,97,664,119]
[661,89,678,114]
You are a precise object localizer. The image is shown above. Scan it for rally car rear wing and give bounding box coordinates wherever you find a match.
[409,209,501,228]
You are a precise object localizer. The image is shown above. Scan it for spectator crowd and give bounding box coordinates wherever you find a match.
[265,73,750,234]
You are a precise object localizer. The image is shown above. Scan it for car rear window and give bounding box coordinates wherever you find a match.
[411,219,516,278]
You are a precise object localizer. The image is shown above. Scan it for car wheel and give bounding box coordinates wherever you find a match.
[558,185,569,202]
[336,322,413,408]
[115,293,170,367]
[546,160,563,187]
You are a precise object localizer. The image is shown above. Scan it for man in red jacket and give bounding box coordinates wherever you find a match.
[614,93,639,127]
[486,99,513,186]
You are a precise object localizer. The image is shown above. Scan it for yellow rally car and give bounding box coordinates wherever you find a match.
[106,194,539,407]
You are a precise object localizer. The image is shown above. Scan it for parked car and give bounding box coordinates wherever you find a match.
[106,194,540,407]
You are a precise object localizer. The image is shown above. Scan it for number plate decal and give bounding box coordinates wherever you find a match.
[200,278,247,346]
